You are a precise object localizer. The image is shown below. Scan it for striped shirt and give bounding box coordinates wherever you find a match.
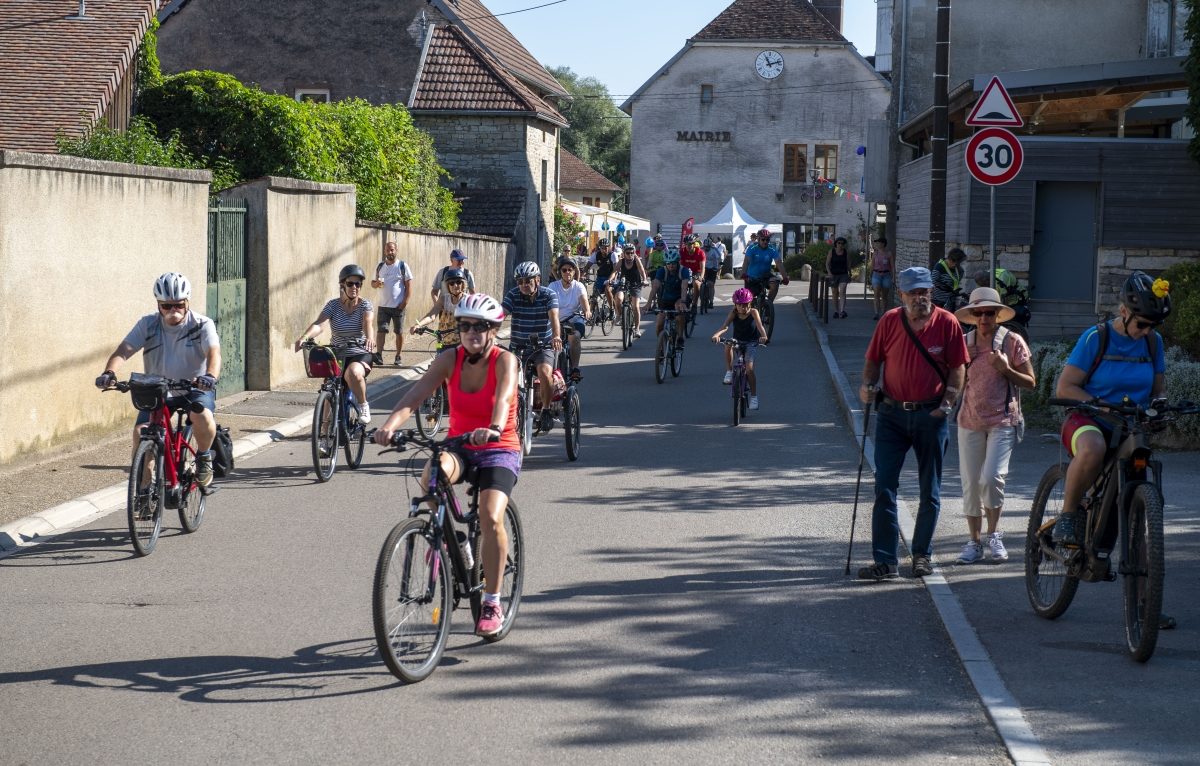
[502,285,558,343]
[319,298,373,352]
[931,259,963,309]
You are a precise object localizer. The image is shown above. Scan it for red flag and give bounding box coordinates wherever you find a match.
[680,216,694,246]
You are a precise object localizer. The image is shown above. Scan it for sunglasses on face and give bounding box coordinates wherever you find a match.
[158,302,186,311]
[457,321,493,334]
[517,278,535,286]
[972,309,997,318]
[446,280,465,288]
[1134,318,1162,330]
[343,281,362,289]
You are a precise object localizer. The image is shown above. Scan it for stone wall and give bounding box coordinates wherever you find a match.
[0,151,210,464]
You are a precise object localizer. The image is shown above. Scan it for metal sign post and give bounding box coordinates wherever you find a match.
[990,187,996,283]
[966,78,1023,287]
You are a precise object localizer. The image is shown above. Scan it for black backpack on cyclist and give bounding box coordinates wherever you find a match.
[1081,321,1161,389]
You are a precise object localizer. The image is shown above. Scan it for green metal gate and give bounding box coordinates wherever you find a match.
[206,198,247,398]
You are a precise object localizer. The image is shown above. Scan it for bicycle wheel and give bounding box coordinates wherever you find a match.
[564,388,581,461]
[311,389,338,482]
[372,519,452,683]
[1024,463,1080,619]
[178,428,205,533]
[127,439,164,556]
[583,298,596,338]
[654,332,667,384]
[670,334,683,377]
[761,299,776,341]
[469,499,525,643]
[1123,482,1165,662]
[731,371,742,426]
[343,397,366,470]
[684,304,696,338]
[600,301,613,336]
[416,383,445,438]
[518,384,534,456]
[621,302,633,350]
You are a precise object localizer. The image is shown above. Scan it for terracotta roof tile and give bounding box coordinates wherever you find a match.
[693,0,845,42]
[0,0,156,153]
[434,0,567,99]
[455,187,525,238]
[412,24,565,126]
[559,148,619,192]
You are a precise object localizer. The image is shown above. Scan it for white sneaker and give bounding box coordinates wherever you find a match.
[633,329,642,338]
[956,539,983,564]
[986,531,1009,562]
[722,371,733,385]
[359,403,372,424]
[749,396,759,411]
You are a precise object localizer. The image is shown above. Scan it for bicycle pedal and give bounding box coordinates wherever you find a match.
[199,484,221,497]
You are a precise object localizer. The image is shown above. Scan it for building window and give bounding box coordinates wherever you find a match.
[295,89,330,103]
[783,144,808,183]
[814,144,838,182]
[541,160,548,202]
[700,84,713,104]
[582,196,594,207]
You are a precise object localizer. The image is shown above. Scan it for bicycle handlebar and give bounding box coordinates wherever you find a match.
[717,339,766,349]
[102,377,197,393]
[1048,397,1200,419]
[369,428,499,454]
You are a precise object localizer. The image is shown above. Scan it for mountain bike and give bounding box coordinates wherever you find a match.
[556,314,584,462]
[683,287,698,338]
[105,374,213,556]
[371,430,524,684]
[411,327,457,438]
[587,289,615,337]
[700,268,718,314]
[508,337,555,455]
[302,341,367,482]
[720,340,762,426]
[653,309,685,384]
[1025,397,1200,662]
[747,278,776,341]
[618,282,642,350]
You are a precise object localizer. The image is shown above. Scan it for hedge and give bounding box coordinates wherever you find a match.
[1158,260,1200,360]
[138,71,458,229]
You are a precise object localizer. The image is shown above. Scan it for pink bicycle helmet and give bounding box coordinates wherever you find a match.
[732,287,753,305]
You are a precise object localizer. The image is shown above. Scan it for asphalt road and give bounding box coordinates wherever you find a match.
[0,289,1010,765]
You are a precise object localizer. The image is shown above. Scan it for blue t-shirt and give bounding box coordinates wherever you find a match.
[1065,321,1165,406]
[654,266,693,303]
[502,285,558,343]
[743,244,780,279]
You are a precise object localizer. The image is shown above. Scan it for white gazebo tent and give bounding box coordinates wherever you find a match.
[692,197,781,269]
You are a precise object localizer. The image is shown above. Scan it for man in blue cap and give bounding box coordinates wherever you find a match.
[431,248,475,302]
[857,266,968,580]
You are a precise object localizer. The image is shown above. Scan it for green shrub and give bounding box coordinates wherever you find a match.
[1159,261,1200,359]
[139,71,458,229]
[783,241,832,278]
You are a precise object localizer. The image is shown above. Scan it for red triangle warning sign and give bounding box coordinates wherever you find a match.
[965,76,1024,127]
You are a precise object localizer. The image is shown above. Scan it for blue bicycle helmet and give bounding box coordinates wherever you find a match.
[664,249,681,264]
[644,237,655,248]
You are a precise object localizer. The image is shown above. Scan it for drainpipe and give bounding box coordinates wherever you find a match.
[927,0,950,267]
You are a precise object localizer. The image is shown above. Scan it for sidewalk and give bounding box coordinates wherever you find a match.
[0,343,440,551]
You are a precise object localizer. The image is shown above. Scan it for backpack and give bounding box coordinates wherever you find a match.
[1081,321,1161,389]
[963,326,1024,439]
[212,424,235,478]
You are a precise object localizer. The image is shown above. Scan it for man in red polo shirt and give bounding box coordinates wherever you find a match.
[680,234,706,306]
[857,266,968,581]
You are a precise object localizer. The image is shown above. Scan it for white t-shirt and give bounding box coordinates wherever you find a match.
[375,259,413,309]
[122,311,219,380]
[549,279,588,320]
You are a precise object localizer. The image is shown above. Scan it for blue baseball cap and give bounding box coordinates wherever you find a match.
[897,266,933,292]
[450,249,467,261]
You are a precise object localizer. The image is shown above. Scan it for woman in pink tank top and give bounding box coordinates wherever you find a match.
[374,293,519,638]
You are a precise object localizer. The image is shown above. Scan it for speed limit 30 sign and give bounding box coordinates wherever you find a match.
[965,127,1023,185]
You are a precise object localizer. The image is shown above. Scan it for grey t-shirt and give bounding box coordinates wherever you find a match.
[122,311,219,380]
[431,265,475,293]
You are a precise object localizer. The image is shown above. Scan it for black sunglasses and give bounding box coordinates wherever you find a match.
[158,301,186,311]
[972,309,997,318]
[1133,318,1162,330]
[516,277,536,285]
[457,320,493,334]
[343,281,363,289]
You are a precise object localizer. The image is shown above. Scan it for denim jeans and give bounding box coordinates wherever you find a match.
[871,403,949,565]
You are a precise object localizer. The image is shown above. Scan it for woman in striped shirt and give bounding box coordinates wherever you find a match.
[294,264,377,422]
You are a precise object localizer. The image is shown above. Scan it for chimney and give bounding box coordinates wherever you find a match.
[811,0,842,32]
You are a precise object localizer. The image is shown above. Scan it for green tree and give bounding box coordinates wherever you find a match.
[549,66,630,209]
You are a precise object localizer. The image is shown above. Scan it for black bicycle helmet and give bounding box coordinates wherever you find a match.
[339,264,366,282]
[557,256,577,270]
[442,267,466,284]
[1122,270,1171,322]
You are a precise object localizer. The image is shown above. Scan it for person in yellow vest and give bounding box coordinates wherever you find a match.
[931,247,965,311]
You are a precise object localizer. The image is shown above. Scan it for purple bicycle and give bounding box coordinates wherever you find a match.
[371,430,524,683]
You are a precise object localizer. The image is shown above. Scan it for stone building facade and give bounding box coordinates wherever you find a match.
[622,0,890,258]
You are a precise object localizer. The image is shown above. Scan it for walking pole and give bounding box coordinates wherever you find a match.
[845,387,875,575]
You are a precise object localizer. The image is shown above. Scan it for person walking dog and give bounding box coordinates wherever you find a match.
[857,267,968,580]
[952,287,1036,564]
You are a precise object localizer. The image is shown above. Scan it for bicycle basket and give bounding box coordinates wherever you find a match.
[128,374,169,412]
[304,345,341,378]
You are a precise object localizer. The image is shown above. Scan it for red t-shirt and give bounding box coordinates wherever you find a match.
[681,245,705,275]
[866,306,968,403]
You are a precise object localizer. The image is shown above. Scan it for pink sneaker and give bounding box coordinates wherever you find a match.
[475,601,504,637]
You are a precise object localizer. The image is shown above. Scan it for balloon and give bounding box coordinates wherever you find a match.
[616,236,625,244]
[601,222,610,230]
[856,145,866,155]
[616,222,626,232]
[645,237,655,248]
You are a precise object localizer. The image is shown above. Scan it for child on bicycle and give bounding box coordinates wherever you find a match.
[410,268,467,351]
[711,287,768,410]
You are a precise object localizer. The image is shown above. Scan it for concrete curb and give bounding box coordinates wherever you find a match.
[0,365,427,557]
[798,302,1052,766]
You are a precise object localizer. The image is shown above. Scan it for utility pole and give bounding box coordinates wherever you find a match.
[927,0,950,267]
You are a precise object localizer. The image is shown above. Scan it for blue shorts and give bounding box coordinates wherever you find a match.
[135,389,216,425]
[566,319,585,338]
[871,272,894,290]
[594,277,612,294]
